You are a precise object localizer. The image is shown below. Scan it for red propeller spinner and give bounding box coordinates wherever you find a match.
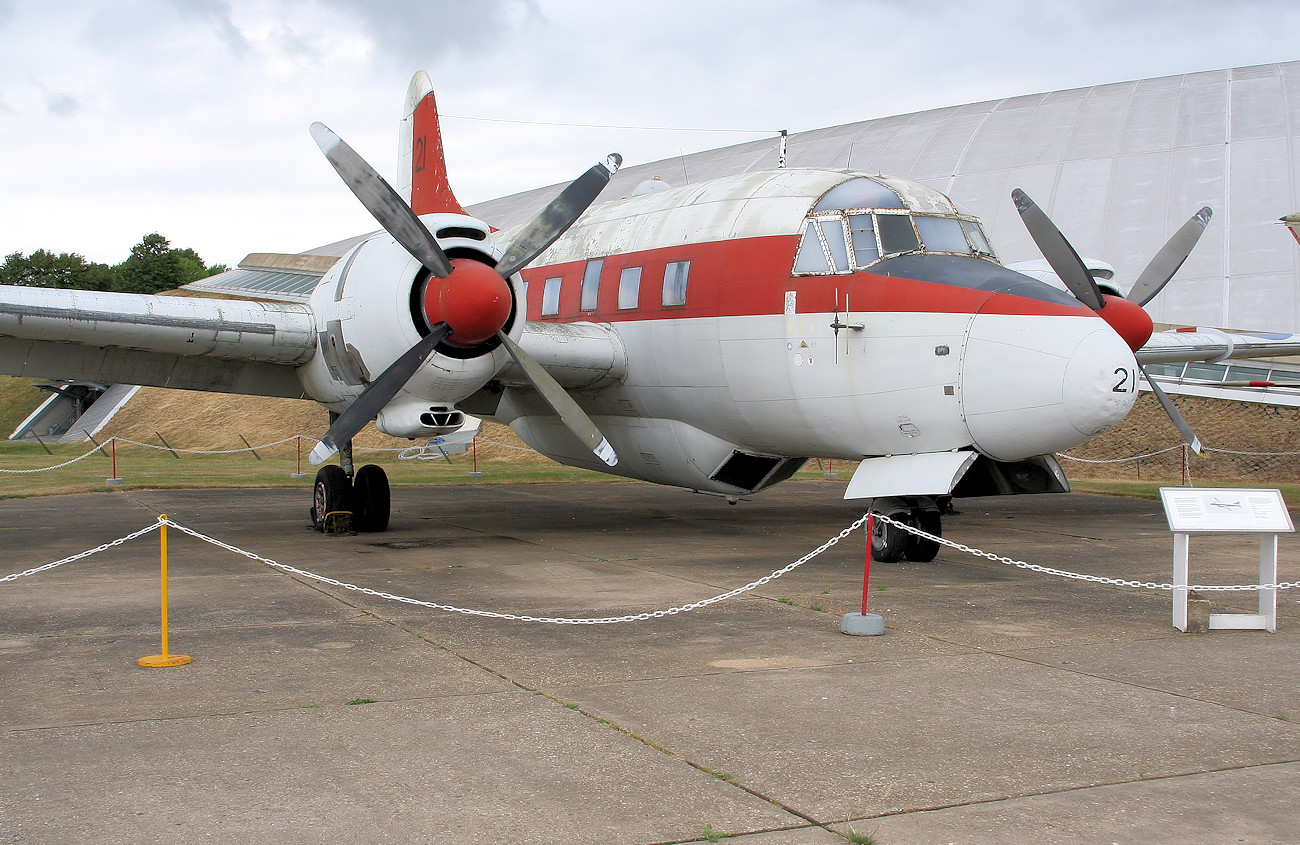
[1097,294,1154,352]
[422,258,513,348]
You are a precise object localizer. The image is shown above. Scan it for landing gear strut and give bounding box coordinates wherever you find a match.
[310,431,390,533]
[869,497,943,563]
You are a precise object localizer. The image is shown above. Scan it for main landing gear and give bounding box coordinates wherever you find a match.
[869,496,945,563]
[310,437,390,533]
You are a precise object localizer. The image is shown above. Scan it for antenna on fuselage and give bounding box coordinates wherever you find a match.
[779,129,788,168]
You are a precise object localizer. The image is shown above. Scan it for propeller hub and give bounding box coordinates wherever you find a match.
[1098,294,1153,352]
[423,258,512,348]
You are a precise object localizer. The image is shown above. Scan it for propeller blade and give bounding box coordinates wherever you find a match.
[1012,188,1105,311]
[310,122,453,279]
[496,331,618,466]
[309,322,454,465]
[1140,364,1202,455]
[1127,207,1213,307]
[495,154,622,279]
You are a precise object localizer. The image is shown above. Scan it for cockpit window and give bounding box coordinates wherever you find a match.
[848,214,878,265]
[794,221,829,273]
[793,175,999,276]
[877,214,921,255]
[915,217,969,254]
[794,218,852,273]
[813,178,904,211]
[960,219,994,257]
[820,219,850,271]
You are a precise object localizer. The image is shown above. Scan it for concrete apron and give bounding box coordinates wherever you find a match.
[0,483,1296,844]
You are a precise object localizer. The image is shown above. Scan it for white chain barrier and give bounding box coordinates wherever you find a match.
[871,511,1300,592]
[4,513,1296,621]
[0,434,535,473]
[0,443,107,474]
[0,522,162,581]
[1055,445,1184,464]
[162,514,871,624]
[1058,444,1300,463]
[0,514,870,624]
[110,435,306,455]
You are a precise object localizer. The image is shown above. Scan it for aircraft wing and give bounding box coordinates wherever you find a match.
[1137,329,1300,365]
[0,284,317,398]
[181,251,349,303]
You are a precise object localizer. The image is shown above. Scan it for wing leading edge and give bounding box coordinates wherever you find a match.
[0,285,316,398]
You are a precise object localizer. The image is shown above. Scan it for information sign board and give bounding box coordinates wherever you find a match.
[1159,487,1294,534]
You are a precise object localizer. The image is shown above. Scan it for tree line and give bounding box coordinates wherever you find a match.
[0,233,228,295]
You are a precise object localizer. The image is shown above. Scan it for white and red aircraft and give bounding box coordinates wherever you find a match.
[3,72,1299,560]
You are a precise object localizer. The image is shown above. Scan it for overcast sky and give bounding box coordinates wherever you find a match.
[1,0,1297,267]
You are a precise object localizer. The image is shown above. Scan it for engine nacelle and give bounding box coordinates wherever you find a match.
[297,213,522,414]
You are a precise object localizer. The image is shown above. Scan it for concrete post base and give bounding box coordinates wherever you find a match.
[840,612,884,636]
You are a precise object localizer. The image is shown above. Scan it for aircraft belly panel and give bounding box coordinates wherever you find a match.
[504,406,779,494]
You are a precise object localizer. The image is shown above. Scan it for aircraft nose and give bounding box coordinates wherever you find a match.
[1061,328,1141,437]
[961,315,1138,461]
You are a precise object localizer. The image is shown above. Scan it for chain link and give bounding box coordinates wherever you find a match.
[1055,445,1183,464]
[0,443,106,474]
[0,522,162,582]
[871,511,1300,592]
[110,435,307,455]
[6,512,1293,626]
[162,514,871,624]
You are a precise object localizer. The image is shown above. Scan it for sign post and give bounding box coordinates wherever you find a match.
[1159,488,1293,632]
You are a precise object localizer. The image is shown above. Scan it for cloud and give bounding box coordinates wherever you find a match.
[166,0,251,57]
[44,91,82,117]
[314,0,542,69]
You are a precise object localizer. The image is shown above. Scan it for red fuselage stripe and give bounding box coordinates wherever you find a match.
[520,235,1092,322]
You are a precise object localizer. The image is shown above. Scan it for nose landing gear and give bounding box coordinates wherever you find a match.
[870,497,944,563]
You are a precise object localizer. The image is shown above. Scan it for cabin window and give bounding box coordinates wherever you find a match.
[618,266,642,309]
[877,214,921,256]
[915,216,970,254]
[580,259,602,310]
[540,277,562,316]
[662,260,689,306]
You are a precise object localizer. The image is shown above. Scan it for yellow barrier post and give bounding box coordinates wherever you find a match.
[138,515,192,668]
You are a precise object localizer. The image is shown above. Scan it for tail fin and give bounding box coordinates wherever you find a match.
[399,71,469,217]
[1283,213,1300,247]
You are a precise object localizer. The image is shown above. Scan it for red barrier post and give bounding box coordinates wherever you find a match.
[106,438,124,486]
[468,437,484,478]
[862,513,873,614]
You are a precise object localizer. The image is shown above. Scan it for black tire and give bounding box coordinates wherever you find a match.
[869,510,909,563]
[904,509,942,562]
[351,464,390,533]
[312,465,351,532]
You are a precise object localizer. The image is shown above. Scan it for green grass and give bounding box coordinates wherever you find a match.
[0,440,615,499]
[1070,478,1300,509]
[0,440,848,500]
[843,828,879,845]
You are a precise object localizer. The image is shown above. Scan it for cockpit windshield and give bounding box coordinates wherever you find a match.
[794,176,998,275]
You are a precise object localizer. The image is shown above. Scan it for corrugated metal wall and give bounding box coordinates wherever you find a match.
[471,62,1300,333]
